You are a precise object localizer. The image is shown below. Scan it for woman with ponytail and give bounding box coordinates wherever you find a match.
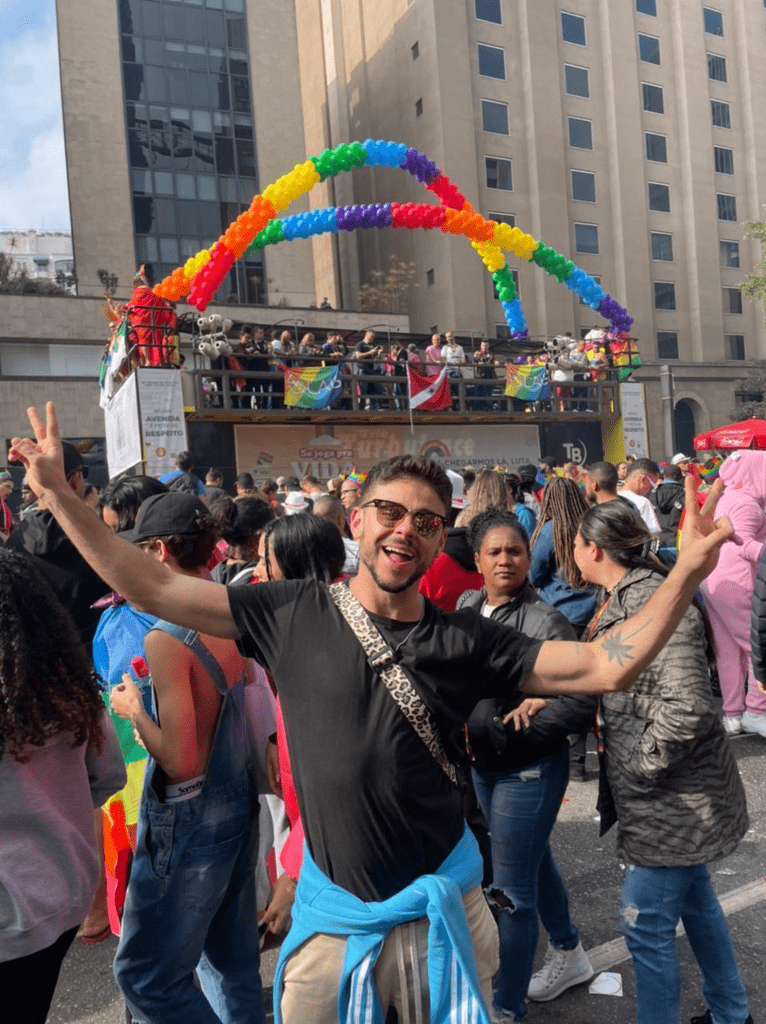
[574,498,752,1024]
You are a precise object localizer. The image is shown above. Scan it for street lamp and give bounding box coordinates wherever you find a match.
[360,322,400,348]
[453,328,485,355]
[272,317,306,347]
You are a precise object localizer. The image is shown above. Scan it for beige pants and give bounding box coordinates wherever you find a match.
[280,884,499,1024]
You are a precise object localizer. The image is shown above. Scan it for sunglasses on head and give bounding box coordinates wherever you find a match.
[360,498,448,538]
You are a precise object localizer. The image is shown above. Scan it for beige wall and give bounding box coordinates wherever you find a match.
[56,0,318,307]
[294,0,766,362]
[57,0,136,298]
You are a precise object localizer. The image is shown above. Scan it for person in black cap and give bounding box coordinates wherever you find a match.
[7,441,109,646]
[108,491,270,1024]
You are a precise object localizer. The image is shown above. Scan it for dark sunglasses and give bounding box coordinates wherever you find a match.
[360,499,448,538]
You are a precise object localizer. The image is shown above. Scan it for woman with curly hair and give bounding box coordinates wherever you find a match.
[0,549,125,1023]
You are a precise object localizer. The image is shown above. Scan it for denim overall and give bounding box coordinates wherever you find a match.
[114,622,263,1024]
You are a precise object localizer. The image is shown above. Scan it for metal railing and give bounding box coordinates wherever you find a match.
[185,358,623,416]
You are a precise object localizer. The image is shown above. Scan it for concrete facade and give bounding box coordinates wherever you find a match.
[56,0,317,307]
[295,0,766,444]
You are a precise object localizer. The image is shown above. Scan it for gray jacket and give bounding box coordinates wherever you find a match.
[591,568,749,867]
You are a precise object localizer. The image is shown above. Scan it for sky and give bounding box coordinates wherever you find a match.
[0,0,71,232]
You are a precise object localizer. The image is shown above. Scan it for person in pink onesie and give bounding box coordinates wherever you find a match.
[700,449,766,734]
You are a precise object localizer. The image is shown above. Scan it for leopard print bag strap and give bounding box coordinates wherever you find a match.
[328,582,458,786]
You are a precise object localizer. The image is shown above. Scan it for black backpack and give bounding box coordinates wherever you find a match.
[167,471,200,496]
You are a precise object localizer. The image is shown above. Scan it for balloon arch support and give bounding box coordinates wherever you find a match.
[153,140,633,340]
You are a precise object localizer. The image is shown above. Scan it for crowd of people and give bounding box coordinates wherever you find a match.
[0,407,760,1024]
[197,323,638,413]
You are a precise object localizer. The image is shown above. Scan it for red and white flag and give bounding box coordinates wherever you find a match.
[407,365,452,411]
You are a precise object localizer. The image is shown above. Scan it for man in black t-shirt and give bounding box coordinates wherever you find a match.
[12,406,737,1024]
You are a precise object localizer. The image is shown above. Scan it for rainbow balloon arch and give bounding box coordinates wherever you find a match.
[153,139,633,340]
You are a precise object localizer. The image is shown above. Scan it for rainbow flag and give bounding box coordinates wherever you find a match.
[284,364,342,408]
[505,364,551,401]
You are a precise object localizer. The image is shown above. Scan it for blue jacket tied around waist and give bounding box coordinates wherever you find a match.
[273,823,491,1024]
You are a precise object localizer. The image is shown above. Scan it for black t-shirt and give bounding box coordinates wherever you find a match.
[228,579,541,901]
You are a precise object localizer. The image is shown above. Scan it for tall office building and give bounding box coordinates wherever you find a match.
[295,0,766,443]
[56,0,316,306]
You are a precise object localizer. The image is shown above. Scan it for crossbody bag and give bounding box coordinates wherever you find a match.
[328,582,458,786]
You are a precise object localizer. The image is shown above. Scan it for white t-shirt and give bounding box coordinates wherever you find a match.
[621,491,662,535]
[441,344,465,366]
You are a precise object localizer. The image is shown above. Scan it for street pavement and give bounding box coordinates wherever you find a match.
[47,731,765,1024]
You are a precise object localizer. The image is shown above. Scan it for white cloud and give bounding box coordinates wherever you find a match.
[0,21,71,231]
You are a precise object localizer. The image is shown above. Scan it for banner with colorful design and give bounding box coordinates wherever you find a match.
[284,364,342,409]
[505,364,551,401]
[609,338,642,381]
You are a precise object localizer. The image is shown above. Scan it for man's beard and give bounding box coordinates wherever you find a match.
[362,551,427,594]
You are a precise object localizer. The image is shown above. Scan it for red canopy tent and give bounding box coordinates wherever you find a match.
[694,418,766,451]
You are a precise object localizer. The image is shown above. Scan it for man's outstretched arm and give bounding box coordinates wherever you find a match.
[10,403,236,639]
[524,477,736,696]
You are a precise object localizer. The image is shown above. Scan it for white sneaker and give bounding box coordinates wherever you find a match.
[722,715,744,736]
[527,941,594,1002]
[741,711,766,738]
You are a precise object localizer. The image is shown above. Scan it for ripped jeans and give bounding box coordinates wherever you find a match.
[620,863,750,1024]
[472,744,579,1019]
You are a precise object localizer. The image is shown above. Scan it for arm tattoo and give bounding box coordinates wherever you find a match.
[602,631,634,666]
[600,619,651,666]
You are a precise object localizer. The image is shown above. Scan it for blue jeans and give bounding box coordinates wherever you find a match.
[115,774,263,1024]
[621,863,749,1024]
[472,744,579,1019]
[115,623,264,1024]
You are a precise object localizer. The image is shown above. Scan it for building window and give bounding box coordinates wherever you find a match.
[481,99,509,134]
[477,43,506,79]
[415,98,423,117]
[708,53,727,81]
[724,287,743,314]
[492,269,520,301]
[561,12,587,45]
[636,0,657,14]
[642,82,664,113]
[564,64,590,98]
[648,182,670,213]
[574,222,599,254]
[703,7,724,36]
[568,116,593,149]
[726,334,746,360]
[411,41,419,60]
[486,156,513,190]
[657,332,679,359]
[475,0,502,24]
[651,232,674,261]
[638,33,661,64]
[571,170,596,202]
[579,274,601,305]
[714,145,734,174]
[711,99,731,128]
[654,282,676,310]
[645,132,667,162]
[717,193,737,220]
[426,268,435,286]
[490,212,516,227]
[720,240,740,268]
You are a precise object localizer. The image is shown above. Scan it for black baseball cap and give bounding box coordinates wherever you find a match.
[119,492,208,543]
[62,441,85,478]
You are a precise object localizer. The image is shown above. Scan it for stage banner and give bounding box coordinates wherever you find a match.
[234,423,540,483]
[620,381,649,458]
[104,371,141,479]
[136,368,188,478]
